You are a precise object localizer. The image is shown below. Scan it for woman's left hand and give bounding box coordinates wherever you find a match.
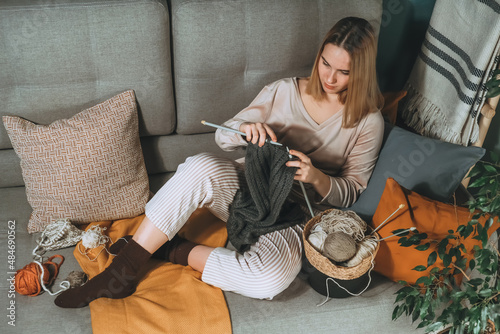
[286,150,321,184]
[286,149,331,197]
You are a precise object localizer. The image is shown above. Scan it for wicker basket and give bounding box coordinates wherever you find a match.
[303,209,380,280]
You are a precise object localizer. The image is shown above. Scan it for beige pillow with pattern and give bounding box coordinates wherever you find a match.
[3,90,150,233]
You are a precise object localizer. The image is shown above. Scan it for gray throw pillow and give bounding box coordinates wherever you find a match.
[347,123,485,221]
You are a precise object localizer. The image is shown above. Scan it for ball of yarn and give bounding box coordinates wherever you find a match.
[81,225,109,249]
[15,263,50,296]
[308,225,328,252]
[65,271,88,288]
[346,235,379,267]
[322,231,357,263]
[318,210,367,242]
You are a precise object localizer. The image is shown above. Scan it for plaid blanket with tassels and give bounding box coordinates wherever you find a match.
[400,0,500,146]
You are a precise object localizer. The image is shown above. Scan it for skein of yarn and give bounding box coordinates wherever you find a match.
[65,271,88,288]
[346,235,379,267]
[317,210,367,242]
[322,231,357,263]
[81,225,110,249]
[78,224,113,261]
[15,255,64,297]
[308,224,328,252]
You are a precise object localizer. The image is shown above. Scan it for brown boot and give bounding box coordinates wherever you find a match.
[54,239,150,308]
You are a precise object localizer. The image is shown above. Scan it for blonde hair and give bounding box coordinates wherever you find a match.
[306,17,383,128]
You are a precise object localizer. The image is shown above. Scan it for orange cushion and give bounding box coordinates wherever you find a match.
[381,91,407,124]
[372,177,499,285]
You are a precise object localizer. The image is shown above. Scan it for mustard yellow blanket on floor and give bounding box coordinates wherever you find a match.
[73,209,232,334]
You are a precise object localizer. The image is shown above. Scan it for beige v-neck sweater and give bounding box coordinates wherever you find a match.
[215,77,384,210]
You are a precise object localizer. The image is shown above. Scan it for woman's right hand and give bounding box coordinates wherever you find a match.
[239,122,278,147]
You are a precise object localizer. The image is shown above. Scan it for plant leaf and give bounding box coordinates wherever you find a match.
[469,259,476,270]
[425,322,444,332]
[486,85,500,98]
[468,176,489,188]
[427,251,437,267]
[486,78,500,89]
[490,151,500,163]
[416,276,432,285]
[413,265,427,272]
[483,164,497,173]
[415,243,430,251]
[478,288,492,298]
[468,278,484,286]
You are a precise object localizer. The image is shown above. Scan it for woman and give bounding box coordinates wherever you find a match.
[55,16,384,308]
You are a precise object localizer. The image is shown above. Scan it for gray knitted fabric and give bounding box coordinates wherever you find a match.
[227,142,305,253]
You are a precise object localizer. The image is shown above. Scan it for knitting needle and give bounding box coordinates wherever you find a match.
[284,146,314,218]
[299,180,315,218]
[371,204,406,234]
[201,120,283,146]
[378,227,416,241]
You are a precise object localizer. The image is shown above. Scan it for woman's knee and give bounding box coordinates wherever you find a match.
[179,153,235,178]
[245,255,302,299]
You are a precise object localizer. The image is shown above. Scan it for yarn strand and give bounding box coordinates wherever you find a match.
[78,225,114,261]
[33,261,70,296]
[316,257,375,307]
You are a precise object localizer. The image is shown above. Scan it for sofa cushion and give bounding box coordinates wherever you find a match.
[347,123,485,221]
[381,91,407,124]
[372,177,499,285]
[0,0,174,150]
[171,0,383,136]
[3,90,150,233]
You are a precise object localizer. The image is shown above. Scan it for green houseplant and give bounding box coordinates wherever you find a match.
[391,153,500,334]
[485,69,500,99]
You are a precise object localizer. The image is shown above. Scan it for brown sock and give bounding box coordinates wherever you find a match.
[54,239,151,308]
[164,235,198,266]
[109,235,197,266]
[109,235,133,255]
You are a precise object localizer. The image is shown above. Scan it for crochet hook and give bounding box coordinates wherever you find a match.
[201,120,283,146]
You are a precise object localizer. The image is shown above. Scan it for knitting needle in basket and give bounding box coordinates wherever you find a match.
[201,120,283,146]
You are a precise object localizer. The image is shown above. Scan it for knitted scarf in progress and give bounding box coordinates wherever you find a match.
[227,142,305,253]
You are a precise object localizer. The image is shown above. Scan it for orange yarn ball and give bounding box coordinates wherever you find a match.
[15,263,50,296]
[15,255,64,297]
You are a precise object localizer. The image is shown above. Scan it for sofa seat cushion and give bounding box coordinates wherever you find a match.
[226,269,423,333]
[0,186,92,332]
[1,184,424,333]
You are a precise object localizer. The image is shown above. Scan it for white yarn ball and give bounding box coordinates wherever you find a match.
[308,228,328,252]
[345,236,378,267]
[81,226,109,249]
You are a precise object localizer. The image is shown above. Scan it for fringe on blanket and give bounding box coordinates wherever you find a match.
[399,0,500,147]
[400,83,480,146]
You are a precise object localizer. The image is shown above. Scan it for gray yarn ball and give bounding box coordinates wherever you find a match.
[65,271,88,288]
[322,231,357,263]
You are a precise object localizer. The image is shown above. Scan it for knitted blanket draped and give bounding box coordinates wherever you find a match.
[227,142,305,253]
[400,0,500,146]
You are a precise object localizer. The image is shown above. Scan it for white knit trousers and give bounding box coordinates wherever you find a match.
[145,153,303,299]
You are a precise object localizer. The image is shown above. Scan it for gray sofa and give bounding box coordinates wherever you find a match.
[0,0,432,333]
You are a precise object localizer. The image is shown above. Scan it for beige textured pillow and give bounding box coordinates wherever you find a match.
[3,90,150,233]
